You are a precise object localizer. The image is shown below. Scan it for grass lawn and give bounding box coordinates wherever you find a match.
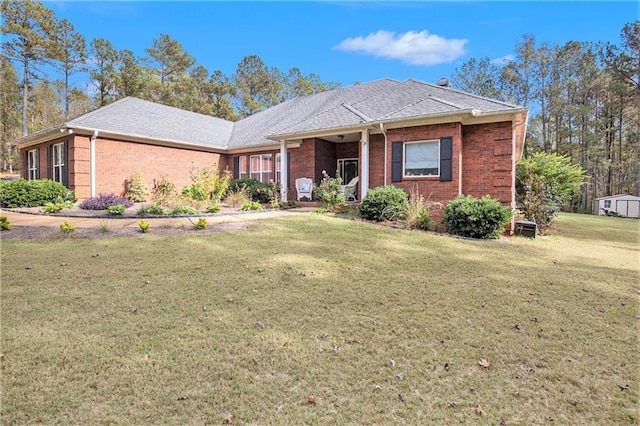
[1,213,638,424]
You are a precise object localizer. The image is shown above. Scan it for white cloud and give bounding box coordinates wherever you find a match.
[491,54,515,66]
[334,30,467,66]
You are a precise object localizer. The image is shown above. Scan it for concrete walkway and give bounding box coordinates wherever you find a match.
[0,207,316,229]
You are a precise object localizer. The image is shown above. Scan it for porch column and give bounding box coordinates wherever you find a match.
[361,129,369,198]
[279,139,288,201]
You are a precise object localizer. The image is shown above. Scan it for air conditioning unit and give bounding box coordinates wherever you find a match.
[515,220,537,238]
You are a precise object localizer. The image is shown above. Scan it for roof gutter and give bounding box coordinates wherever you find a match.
[16,125,229,154]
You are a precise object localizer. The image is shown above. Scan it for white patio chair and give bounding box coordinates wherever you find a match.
[340,176,359,201]
[295,177,313,201]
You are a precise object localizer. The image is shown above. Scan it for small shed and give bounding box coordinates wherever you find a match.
[593,194,640,218]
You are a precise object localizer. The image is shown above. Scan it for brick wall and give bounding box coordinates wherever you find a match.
[314,138,336,182]
[381,123,462,203]
[461,121,514,205]
[93,138,227,200]
[21,136,229,201]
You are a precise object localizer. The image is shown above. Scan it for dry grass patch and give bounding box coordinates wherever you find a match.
[1,213,638,424]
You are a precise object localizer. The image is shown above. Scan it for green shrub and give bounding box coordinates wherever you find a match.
[207,203,221,213]
[241,201,263,211]
[0,179,75,208]
[138,220,150,233]
[182,164,232,202]
[97,219,111,233]
[106,204,126,215]
[43,200,73,214]
[224,186,250,208]
[313,170,345,212]
[171,205,199,215]
[0,216,11,231]
[151,175,177,206]
[137,204,167,216]
[444,195,513,239]
[358,185,408,221]
[59,221,76,234]
[123,171,150,202]
[229,179,272,203]
[193,218,208,230]
[516,153,586,227]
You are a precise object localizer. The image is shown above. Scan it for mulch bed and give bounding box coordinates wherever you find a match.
[1,222,257,240]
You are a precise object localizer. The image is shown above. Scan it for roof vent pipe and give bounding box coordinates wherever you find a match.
[436,78,451,88]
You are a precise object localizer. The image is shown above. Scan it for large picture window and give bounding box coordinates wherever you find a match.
[28,149,38,180]
[250,154,273,183]
[404,140,439,177]
[52,143,65,183]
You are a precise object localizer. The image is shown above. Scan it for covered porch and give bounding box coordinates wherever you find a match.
[276,127,384,203]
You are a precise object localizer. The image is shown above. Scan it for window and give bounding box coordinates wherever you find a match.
[28,149,38,180]
[404,140,439,177]
[238,156,249,179]
[52,143,65,183]
[604,200,611,209]
[275,153,281,184]
[250,154,273,183]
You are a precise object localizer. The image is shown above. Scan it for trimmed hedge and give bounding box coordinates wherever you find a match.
[358,185,409,221]
[443,195,513,239]
[0,179,75,208]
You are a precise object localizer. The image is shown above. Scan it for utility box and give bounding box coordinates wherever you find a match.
[515,220,537,238]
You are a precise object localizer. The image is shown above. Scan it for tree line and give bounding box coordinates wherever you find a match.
[2,1,638,211]
[0,0,340,170]
[451,23,639,209]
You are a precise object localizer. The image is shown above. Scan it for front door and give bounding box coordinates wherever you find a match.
[337,158,358,184]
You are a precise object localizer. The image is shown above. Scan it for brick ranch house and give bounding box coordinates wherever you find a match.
[14,78,528,215]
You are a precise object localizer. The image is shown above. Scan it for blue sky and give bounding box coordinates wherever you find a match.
[47,1,636,88]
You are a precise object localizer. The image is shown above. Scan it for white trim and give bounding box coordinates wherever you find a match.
[361,130,369,198]
[279,140,288,201]
[52,142,65,183]
[27,149,38,180]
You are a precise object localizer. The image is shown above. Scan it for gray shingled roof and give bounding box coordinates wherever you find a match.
[15,78,525,150]
[66,97,234,148]
[227,79,401,147]
[228,78,524,147]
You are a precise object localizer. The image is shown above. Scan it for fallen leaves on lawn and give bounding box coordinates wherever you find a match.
[223,412,234,424]
[478,359,491,369]
[307,394,316,405]
[475,404,486,415]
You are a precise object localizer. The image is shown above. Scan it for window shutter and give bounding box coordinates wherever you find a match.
[391,141,403,182]
[62,141,69,187]
[233,156,239,179]
[439,137,452,182]
[23,151,28,179]
[46,145,52,179]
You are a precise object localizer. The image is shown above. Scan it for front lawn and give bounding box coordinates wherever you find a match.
[1,213,638,424]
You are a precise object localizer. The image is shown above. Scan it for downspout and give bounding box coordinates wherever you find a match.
[380,122,388,186]
[90,130,98,197]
